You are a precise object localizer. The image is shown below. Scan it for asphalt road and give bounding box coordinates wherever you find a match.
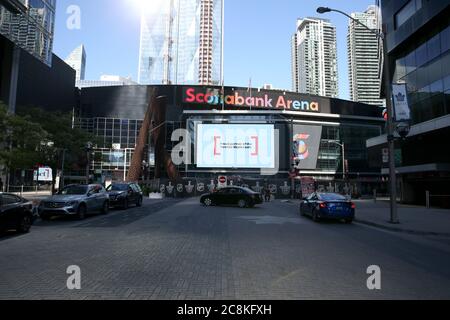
[1,198,450,300]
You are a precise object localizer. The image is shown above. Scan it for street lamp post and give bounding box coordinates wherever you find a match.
[59,148,67,190]
[327,140,345,181]
[317,6,399,224]
[85,142,93,185]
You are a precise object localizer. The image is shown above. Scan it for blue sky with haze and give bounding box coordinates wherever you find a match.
[53,0,376,100]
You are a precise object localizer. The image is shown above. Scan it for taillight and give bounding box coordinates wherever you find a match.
[319,202,327,209]
[351,202,356,209]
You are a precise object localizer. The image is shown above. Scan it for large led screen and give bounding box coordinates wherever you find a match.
[196,124,275,169]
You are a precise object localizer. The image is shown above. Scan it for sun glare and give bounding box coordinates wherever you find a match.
[130,0,165,14]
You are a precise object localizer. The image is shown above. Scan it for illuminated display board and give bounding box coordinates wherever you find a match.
[196,124,275,169]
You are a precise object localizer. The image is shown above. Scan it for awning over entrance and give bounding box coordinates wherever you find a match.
[381,163,450,175]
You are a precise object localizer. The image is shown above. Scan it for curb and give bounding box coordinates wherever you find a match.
[355,219,450,237]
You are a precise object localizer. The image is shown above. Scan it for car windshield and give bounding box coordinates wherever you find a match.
[241,187,255,194]
[107,184,128,191]
[318,193,347,201]
[59,186,88,195]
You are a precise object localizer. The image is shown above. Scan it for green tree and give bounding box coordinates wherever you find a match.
[1,103,100,189]
[0,103,50,172]
[16,106,101,185]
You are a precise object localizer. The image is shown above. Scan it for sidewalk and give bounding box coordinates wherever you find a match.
[12,191,52,200]
[354,199,450,236]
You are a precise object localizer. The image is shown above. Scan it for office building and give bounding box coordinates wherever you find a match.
[137,0,224,86]
[348,5,385,107]
[292,17,339,98]
[0,0,55,66]
[65,44,86,82]
[0,0,56,113]
[291,33,299,92]
[367,0,450,207]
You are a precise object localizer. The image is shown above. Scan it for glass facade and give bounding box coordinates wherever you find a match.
[76,115,380,179]
[0,0,55,65]
[186,115,381,175]
[76,118,144,150]
[138,0,223,85]
[395,0,422,29]
[75,117,185,175]
[393,23,450,124]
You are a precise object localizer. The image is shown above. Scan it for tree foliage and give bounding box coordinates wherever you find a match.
[0,103,49,170]
[0,103,99,174]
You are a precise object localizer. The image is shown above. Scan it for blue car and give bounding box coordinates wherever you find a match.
[300,193,355,224]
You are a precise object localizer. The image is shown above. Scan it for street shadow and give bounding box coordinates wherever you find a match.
[300,215,356,227]
[0,230,30,241]
[71,199,184,228]
[33,212,109,228]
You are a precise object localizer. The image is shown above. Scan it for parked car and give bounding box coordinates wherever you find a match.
[300,192,355,223]
[106,182,143,209]
[200,187,263,208]
[38,184,109,220]
[0,193,34,233]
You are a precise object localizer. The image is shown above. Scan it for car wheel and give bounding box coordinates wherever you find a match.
[40,213,51,221]
[300,207,306,216]
[77,204,87,220]
[312,209,321,222]
[203,198,213,207]
[137,196,143,207]
[17,215,32,233]
[123,198,129,210]
[101,201,109,215]
[238,199,248,208]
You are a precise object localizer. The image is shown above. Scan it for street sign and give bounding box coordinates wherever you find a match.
[33,167,53,182]
[395,149,403,167]
[218,176,227,188]
[382,148,389,164]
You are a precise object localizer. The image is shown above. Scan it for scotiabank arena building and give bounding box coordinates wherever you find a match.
[76,85,385,198]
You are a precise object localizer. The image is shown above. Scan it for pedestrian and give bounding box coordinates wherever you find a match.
[0,178,3,192]
[265,188,271,202]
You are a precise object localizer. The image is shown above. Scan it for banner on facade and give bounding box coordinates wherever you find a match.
[392,83,411,122]
[293,125,323,170]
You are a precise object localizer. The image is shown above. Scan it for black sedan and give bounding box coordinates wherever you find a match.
[0,193,34,233]
[200,187,263,208]
[300,192,355,223]
[106,183,143,209]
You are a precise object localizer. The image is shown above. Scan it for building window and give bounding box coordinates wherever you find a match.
[427,33,441,62]
[441,26,450,54]
[415,42,428,67]
[395,0,422,29]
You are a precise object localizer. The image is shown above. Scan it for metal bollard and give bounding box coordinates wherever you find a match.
[426,190,430,209]
[373,189,377,203]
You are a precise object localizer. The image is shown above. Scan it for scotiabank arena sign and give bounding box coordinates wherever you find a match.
[183,87,320,112]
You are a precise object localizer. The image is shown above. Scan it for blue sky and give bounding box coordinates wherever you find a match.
[53,0,376,100]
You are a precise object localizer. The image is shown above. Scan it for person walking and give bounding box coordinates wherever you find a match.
[0,178,3,192]
[265,188,271,202]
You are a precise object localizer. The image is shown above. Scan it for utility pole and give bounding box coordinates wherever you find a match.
[317,6,400,224]
[60,149,66,190]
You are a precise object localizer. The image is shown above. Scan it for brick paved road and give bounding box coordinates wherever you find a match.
[1,198,450,300]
